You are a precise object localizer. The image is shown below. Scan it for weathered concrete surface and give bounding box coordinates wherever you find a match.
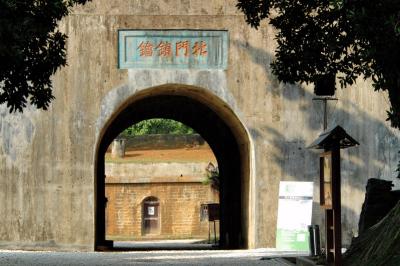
[0,0,399,251]
[106,162,212,183]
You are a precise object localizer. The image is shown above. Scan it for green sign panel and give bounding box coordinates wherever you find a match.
[118,30,228,69]
[276,228,310,251]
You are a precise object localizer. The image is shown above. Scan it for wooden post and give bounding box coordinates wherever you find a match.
[323,143,341,265]
[208,221,211,244]
[214,220,217,245]
[331,143,341,265]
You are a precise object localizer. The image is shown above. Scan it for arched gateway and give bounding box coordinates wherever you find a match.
[94,85,252,249]
[1,1,397,252]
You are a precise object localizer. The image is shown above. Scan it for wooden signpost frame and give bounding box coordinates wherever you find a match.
[310,125,359,266]
[320,145,342,266]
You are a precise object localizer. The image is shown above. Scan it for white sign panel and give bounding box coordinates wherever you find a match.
[148,206,155,216]
[276,181,314,251]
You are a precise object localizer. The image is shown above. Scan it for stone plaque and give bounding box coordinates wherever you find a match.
[118,30,228,69]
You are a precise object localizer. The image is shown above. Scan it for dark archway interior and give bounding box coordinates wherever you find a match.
[96,94,243,249]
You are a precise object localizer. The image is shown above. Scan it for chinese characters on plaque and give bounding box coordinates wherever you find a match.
[137,40,208,58]
[118,30,228,69]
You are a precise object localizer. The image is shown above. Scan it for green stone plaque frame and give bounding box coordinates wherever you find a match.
[118,30,228,69]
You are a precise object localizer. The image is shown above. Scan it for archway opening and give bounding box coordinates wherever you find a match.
[95,85,251,250]
[104,118,220,248]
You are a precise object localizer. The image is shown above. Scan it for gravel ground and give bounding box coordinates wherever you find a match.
[0,249,301,266]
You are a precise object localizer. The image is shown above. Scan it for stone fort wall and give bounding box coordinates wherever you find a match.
[0,0,399,251]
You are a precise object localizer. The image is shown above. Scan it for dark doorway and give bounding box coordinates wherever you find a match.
[95,86,250,250]
[142,196,160,235]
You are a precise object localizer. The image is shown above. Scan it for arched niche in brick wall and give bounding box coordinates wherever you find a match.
[142,196,160,236]
[94,84,251,250]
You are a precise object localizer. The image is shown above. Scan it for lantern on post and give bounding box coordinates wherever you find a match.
[309,126,359,266]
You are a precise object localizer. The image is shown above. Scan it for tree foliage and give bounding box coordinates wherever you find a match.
[237,0,400,176]
[204,162,220,191]
[240,1,354,96]
[122,119,195,136]
[0,0,90,112]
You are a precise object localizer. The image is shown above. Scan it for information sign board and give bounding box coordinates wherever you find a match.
[276,181,314,251]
